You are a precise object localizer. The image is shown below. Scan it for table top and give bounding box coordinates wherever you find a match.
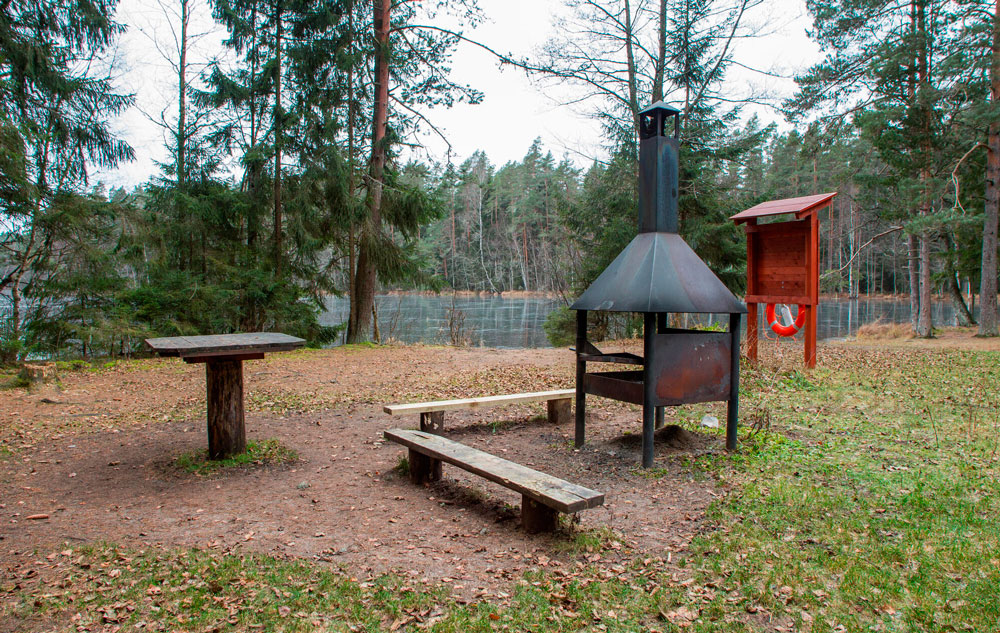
[145,332,306,358]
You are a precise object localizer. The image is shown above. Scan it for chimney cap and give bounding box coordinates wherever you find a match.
[639,101,681,116]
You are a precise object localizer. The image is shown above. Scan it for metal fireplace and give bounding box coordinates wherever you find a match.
[571,102,747,468]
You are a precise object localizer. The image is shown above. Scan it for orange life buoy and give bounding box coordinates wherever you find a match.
[766,303,806,337]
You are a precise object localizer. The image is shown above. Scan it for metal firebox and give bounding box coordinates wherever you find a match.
[571,102,747,468]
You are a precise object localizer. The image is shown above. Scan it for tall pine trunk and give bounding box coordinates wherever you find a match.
[652,0,666,103]
[177,0,190,270]
[980,0,1000,336]
[623,0,640,137]
[273,0,284,277]
[915,0,934,337]
[908,234,920,329]
[347,0,390,343]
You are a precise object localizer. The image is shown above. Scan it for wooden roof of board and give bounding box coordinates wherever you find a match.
[730,192,837,224]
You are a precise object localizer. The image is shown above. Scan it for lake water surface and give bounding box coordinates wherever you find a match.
[320,294,977,349]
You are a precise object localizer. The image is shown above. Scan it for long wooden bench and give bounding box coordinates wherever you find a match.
[384,389,575,434]
[384,429,604,533]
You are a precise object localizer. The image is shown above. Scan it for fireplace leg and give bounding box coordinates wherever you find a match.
[727,313,742,450]
[642,313,656,468]
[575,309,587,448]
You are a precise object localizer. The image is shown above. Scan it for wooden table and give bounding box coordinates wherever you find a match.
[145,333,305,459]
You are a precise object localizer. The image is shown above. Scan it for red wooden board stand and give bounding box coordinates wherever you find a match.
[731,193,837,368]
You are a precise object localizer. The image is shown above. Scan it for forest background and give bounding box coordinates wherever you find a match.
[0,0,996,362]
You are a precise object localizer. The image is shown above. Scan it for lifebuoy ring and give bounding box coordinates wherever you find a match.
[766,303,805,337]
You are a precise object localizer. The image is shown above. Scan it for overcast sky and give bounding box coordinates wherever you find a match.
[103,0,821,189]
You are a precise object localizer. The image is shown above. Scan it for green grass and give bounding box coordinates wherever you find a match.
[174,439,298,476]
[5,346,1000,631]
[677,348,1000,631]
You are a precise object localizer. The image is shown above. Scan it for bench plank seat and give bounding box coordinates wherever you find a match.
[384,389,574,416]
[384,429,604,514]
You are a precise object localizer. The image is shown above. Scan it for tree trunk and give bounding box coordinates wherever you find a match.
[272,0,284,277]
[178,0,191,270]
[623,0,640,137]
[915,0,933,338]
[346,5,358,341]
[945,234,975,326]
[652,0,666,102]
[948,272,975,326]
[347,0,390,343]
[980,0,1000,336]
[908,233,920,328]
[177,0,188,192]
[916,235,933,337]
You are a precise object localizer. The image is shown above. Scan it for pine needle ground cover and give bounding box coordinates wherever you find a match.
[3,344,999,632]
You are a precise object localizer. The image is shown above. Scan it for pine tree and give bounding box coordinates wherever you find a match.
[0,0,134,361]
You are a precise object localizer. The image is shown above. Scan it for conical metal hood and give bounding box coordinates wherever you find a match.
[570,233,746,313]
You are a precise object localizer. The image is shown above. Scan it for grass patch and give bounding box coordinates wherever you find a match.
[556,525,625,555]
[4,542,674,632]
[676,348,1000,630]
[393,455,410,477]
[53,359,92,371]
[174,439,297,476]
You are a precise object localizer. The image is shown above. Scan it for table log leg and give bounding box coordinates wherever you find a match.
[521,495,558,533]
[206,359,246,459]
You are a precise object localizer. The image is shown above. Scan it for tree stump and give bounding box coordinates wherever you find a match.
[206,359,246,459]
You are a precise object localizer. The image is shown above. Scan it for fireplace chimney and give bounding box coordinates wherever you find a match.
[638,102,680,233]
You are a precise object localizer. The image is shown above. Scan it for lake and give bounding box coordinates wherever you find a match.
[319,294,978,349]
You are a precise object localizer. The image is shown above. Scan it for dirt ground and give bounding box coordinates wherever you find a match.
[0,344,730,598]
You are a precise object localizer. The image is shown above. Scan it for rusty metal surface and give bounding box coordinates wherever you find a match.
[648,331,732,405]
[570,232,747,314]
[730,192,837,223]
[583,370,644,405]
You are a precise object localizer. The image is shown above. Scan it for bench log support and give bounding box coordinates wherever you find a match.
[408,448,441,484]
[522,495,558,533]
[420,411,444,433]
[417,411,444,480]
[547,398,570,425]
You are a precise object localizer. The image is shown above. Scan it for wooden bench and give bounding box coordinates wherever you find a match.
[384,429,604,533]
[384,389,574,434]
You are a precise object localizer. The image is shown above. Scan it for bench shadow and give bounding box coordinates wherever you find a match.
[381,466,590,540]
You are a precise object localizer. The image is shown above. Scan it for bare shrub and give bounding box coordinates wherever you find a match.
[857,318,912,340]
